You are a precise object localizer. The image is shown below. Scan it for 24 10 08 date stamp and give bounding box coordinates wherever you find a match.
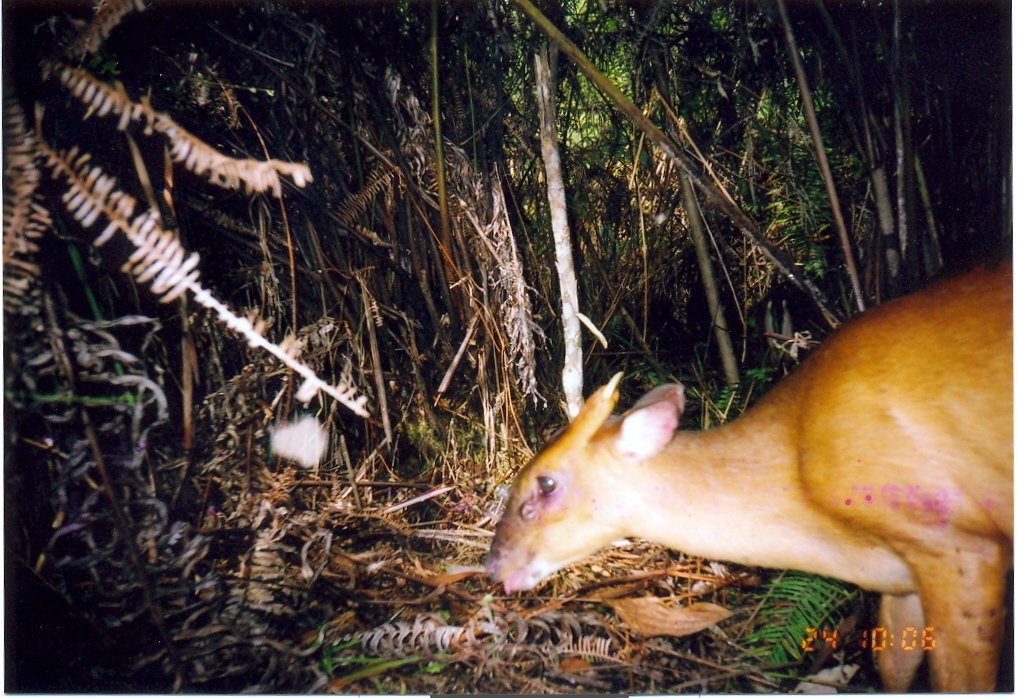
[802,627,937,653]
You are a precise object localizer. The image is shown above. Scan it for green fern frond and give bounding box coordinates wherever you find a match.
[741,570,859,667]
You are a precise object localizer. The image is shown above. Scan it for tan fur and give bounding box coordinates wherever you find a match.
[487,265,1013,692]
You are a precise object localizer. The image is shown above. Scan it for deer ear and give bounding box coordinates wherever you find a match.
[564,372,623,442]
[615,384,685,460]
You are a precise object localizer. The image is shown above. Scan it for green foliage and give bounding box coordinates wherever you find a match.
[740,571,859,670]
[744,365,779,386]
[85,53,120,78]
[403,414,443,463]
[709,6,732,32]
[329,654,423,683]
[423,660,446,675]
[688,377,753,429]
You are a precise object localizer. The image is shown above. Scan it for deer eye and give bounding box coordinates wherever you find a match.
[536,476,556,496]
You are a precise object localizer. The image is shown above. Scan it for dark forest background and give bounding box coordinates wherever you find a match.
[3,0,1010,693]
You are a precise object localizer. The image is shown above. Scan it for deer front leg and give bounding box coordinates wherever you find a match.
[876,593,926,692]
[907,540,1008,692]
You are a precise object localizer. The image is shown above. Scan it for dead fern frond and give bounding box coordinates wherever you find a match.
[386,70,541,401]
[3,101,50,314]
[351,223,394,249]
[38,137,199,300]
[357,615,477,657]
[558,635,616,663]
[35,136,369,417]
[65,0,147,59]
[246,526,304,613]
[460,170,541,399]
[185,197,258,237]
[47,62,313,197]
[335,165,398,229]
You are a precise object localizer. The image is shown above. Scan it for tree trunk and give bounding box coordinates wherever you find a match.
[535,44,583,419]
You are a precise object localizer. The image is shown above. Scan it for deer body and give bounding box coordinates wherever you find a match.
[486,265,1013,692]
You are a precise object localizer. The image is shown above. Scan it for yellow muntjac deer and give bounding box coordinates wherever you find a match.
[486,265,1013,692]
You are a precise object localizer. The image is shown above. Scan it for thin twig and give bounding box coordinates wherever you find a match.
[339,434,362,511]
[436,313,479,396]
[776,0,864,312]
[382,485,453,515]
[361,278,392,442]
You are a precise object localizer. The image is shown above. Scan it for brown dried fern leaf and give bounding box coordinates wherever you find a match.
[386,70,540,399]
[558,634,616,663]
[65,0,147,59]
[335,165,397,229]
[355,615,479,658]
[38,140,200,302]
[36,139,367,416]
[3,101,50,313]
[47,62,313,197]
[351,224,394,249]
